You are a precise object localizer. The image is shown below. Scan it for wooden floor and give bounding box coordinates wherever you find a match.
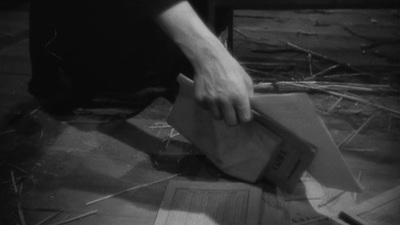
[1,3,399,225]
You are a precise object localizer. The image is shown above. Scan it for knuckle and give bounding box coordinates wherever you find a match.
[194,91,203,102]
[242,112,253,123]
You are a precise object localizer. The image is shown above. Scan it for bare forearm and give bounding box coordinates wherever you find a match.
[155,1,228,71]
[154,1,253,125]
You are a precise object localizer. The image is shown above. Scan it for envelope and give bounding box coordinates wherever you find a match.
[167,74,361,193]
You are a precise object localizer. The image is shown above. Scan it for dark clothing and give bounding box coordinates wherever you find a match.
[29,0,228,112]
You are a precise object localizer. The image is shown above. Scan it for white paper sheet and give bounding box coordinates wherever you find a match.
[154,181,262,225]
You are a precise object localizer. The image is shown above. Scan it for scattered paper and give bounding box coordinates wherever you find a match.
[154,181,262,225]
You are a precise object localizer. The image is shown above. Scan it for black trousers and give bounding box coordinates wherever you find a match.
[29,0,228,112]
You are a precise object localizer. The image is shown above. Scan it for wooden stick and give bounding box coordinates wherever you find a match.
[327,97,343,114]
[338,115,375,149]
[307,53,313,76]
[86,173,180,206]
[7,163,28,174]
[337,109,364,115]
[234,28,282,48]
[361,39,400,50]
[275,81,391,89]
[19,183,24,196]
[0,129,16,135]
[318,84,393,92]
[240,61,296,68]
[149,124,171,129]
[318,191,346,207]
[29,107,40,116]
[244,67,289,80]
[165,128,175,150]
[388,116,392,132]
[312,64,340,77]
[35,211,62,225]
[283,196,321,201]
[293,215,336,225]
[17,202,27,225]
[341,24,376,42]
[48,210,98,225]
[289,83,400,116]
[59,214,70,223]
[354,171,362,202]
[155,122,169,126]
[315,108,329,115]
[316,73,370,80]
[162,128,180,150]
[254,81,396,93]
[67,119,109,124]
[11,171,19,194]
[286,42,364,73]
[390,113,400,120]
[342,148,376,153]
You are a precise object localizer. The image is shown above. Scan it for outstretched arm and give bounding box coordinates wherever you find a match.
[155,1,253,126]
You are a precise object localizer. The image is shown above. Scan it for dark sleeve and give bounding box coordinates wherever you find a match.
[137,0,185,16]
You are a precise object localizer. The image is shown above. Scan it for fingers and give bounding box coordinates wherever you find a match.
[216,95,252,126]
[245,74,255,97]
[247,81,254,97]
[198,93,252,126]
[219,100,238,126]
[193,69,254,126]
[234,96,253,124]
[200,97,245,126]
[207,101,222,121]
[197,96,223,121]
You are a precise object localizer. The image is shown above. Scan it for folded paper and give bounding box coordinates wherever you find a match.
[167,74,361,193]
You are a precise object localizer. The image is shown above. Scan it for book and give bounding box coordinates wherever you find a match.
[168,74,360,192]
[154,181,262,225]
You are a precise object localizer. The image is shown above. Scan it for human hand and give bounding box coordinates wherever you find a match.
[155,1,253,125]
[193,52,254,126]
